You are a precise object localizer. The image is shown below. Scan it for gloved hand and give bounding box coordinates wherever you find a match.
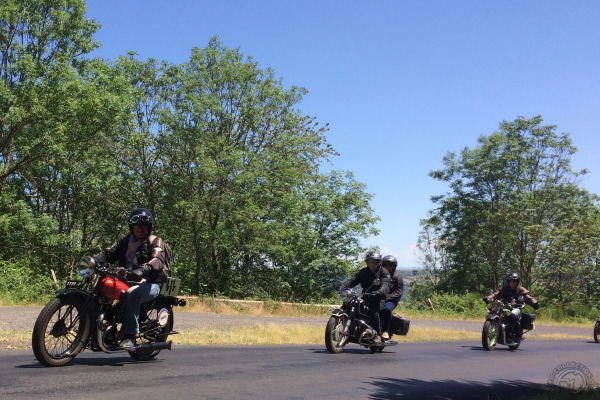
[533,302,540,310]
[78,255,96,269]
[482,297,491,304]
[362,292,375,299]
[128,265,149,282]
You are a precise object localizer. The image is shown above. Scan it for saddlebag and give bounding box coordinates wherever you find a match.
[521,313,536,330]
[390,314,410,336]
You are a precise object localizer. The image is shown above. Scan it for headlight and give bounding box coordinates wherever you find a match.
[339,290,354,302]
[79,268,93,278]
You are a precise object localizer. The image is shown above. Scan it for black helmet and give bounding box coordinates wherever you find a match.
[507,272,520,285]
[128,207,153,233]
[381,255,398,269]
[365,251,382,265]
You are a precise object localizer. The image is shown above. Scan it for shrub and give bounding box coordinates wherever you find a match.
[0,260,56,305]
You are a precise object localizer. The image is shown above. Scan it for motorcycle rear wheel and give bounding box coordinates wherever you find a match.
[129,303,173,361]
[594,321,600,344]
[32,296,91,367]
[325,316,347,354]
[482,320,498,351]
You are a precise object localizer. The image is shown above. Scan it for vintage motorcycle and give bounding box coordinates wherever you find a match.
[325,288,410,354]
[594,305,600,343]
[481,297,535,351]
[32,262,186,367]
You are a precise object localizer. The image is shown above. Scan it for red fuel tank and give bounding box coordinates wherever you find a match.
[100,277,129,300]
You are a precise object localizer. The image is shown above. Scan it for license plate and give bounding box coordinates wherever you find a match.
[65,279,82,289]
[159,277,181,297]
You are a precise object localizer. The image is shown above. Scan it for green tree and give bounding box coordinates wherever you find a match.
[0,0,130,278]
[267,170,380,301]
[1,0,99,185]
[421,116,600,304]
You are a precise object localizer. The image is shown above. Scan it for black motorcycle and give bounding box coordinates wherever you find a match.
[325,288,409,353]
[594,305,600,343]
[482,297,535,351]
[32,262,186,367]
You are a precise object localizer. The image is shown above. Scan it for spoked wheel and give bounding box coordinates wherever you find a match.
[594,321,600,343]
[482,320,498,351]
[32,297,90,367]
[129,303,173,361]
[325,316,347,354]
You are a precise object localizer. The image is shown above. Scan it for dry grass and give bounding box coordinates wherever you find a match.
[179,297,332,317]
[0,330,31,350]
[1,325,590,351]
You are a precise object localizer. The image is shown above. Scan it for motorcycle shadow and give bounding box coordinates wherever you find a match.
[18,355,162,368]
[312,348,395,355]
[461,345,523,352]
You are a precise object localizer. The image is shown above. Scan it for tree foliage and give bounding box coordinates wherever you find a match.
[416,116,600,305]
[0,2,378,304]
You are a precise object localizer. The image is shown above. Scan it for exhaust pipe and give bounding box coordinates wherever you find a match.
[135,340,172,352]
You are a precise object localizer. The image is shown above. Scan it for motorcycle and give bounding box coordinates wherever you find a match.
[32,262,186,367]
[593,305,600,343]
[481,297,535,351]
[325,288,410,354]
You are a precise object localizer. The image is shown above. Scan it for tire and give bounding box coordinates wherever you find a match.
[508,342,520,351]
[325,316,347,354]
[594,321,600,343]
[482,320,498,351]
[370,345,384,353]
[32,296,90,367]
[129,303,173,361]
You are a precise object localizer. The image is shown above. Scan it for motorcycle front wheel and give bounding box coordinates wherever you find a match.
[129,303,173,361]
[32,296,91,367]
[482,320,498,351]
[594,321,600,343]
[325,316,347,354]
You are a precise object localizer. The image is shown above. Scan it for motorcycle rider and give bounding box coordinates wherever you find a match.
[483,272,539,344]
[380,255,404,340]
[337,251,391,344]
[79,208,169,350]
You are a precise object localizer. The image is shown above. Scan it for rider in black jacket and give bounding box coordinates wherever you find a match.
[483,272,539,344]
[338,251,391,343]
[380,255,404,340]
[81,208,169,350]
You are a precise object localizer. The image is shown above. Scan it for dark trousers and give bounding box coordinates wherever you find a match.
[367,299,384,334]
[381,301,397,333]
[509,308,523,341]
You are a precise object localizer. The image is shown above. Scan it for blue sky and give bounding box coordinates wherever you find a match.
[85,1,600,267]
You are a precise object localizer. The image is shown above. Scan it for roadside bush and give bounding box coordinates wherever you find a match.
[0,260,56,305]
[404,291,486,319]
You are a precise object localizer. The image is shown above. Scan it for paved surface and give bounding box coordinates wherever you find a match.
[2,340,600,399]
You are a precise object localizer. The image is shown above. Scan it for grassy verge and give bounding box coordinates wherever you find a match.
[2,324,589,351]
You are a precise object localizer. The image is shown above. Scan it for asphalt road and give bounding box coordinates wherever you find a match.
[1,339,599,399]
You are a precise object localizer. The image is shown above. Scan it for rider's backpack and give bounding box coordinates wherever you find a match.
[148,234,172,282]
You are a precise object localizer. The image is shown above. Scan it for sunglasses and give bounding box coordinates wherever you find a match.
[382,263,396,268]
[129,214,152,224]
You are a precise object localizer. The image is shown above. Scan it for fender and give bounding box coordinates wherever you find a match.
[55,288,89,301]
[485,313,501,321]
[330,309,347,318]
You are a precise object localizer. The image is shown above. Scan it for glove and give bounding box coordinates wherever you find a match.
[78,255,96,269]
[482,297,491,304]
[533,303,540,310]
[128,265,149,281]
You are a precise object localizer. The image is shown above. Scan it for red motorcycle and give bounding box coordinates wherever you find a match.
[32,262,185,366]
